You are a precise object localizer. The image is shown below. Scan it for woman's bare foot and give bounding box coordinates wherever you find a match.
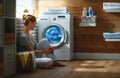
[52,61,65,67]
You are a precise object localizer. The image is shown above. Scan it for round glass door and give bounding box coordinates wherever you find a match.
[44,25,66,47]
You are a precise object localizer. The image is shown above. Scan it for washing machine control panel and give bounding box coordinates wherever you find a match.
[58,16,65,18]
[52,16,66,21]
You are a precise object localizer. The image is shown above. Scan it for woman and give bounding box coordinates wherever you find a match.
[17,14,65,68]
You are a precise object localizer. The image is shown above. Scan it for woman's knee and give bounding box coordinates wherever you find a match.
[39,38,49,44]
[36,38,50,50]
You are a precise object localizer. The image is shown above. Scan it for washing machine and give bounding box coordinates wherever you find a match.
[37,13,74,60]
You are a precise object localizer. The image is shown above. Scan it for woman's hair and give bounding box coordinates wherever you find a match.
[23,14,36,26]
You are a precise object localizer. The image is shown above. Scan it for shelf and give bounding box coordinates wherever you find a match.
[104,39,120,41]
[80,16,96,27]
[0,0,16,77]
[79,23,96,27]
[104,9,120,12]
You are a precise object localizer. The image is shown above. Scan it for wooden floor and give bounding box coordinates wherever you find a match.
[5,60,120,78]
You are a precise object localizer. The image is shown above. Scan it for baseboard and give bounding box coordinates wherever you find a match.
[74,52,120,60]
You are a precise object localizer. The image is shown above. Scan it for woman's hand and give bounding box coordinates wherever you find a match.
[46,47,54,54]
[34,47,54,55]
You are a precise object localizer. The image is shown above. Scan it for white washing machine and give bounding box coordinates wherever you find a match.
[37,13,74,60]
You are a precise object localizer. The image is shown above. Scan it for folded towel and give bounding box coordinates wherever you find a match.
[103,32,120,39]
[48,7,67,12]
[43,7,69,14]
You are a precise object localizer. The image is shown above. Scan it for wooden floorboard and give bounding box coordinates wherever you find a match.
[5,60,120,78]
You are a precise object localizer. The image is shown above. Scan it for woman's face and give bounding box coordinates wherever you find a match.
[29,21,36,30]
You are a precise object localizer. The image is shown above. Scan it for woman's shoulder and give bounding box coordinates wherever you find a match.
[17,32,27,38]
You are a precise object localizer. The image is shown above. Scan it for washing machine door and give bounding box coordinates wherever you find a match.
[43,24,67,47]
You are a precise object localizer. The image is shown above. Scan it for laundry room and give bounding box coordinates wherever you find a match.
[16,0,120,59]
[1,0,120,78]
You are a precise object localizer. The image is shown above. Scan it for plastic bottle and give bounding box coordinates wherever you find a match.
[82,7,87,17]
[87,7,94,16]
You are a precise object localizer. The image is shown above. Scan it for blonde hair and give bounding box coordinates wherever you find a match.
[23,14,36,26]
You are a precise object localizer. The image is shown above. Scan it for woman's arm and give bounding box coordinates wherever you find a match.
[25,45,54,55]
